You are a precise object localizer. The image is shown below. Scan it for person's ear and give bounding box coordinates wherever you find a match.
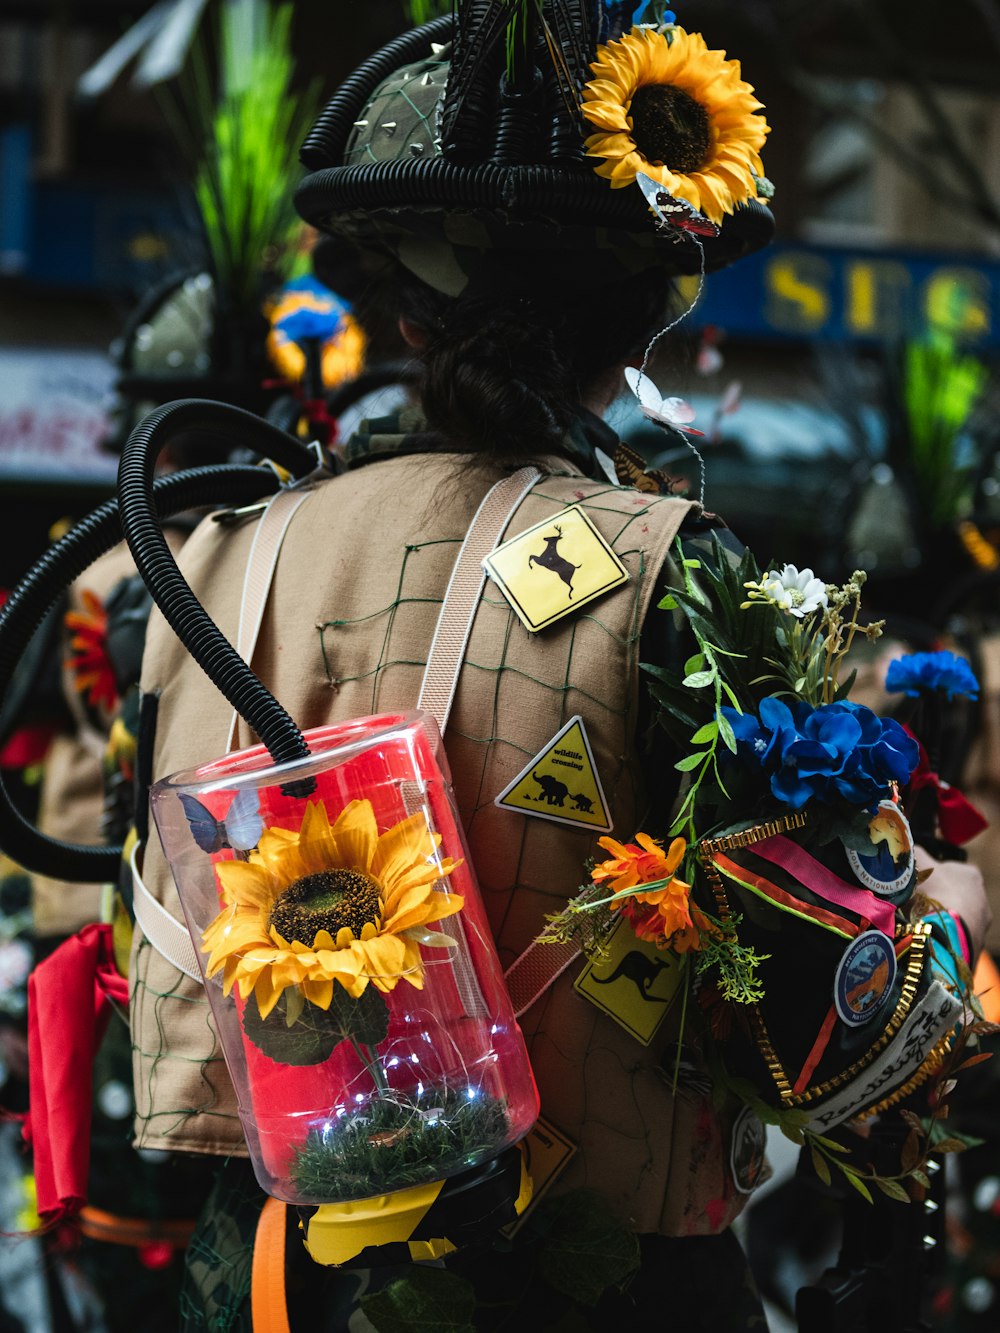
[398,317,427,349]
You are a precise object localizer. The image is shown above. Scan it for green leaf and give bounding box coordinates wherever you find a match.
[875,1178,912,1203]
[536,1191,641,1306]
[930,1138,971,1155]
[810,1147,831,1187]
[684,653,706,677]
[675,752,706,773]
[361,1265,476,1333]
[328,983,391,1047]
[843,1171,874,1204]
[658,594,679,611]
[241,989,342,1066]
[720,681,744,712]
[809,1134,851,1154]
[911,1169,932,1188]
[682,558,702,569]
[690,721,718,744]
[717,710,737,753]
[683,670,716,689]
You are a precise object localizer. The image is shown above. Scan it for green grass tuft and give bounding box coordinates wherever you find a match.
[290,1084,510,1201]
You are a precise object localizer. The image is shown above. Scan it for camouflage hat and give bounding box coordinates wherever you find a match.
[295,10,773,291]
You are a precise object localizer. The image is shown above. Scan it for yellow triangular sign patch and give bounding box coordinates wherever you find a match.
[494,715,612,831]
[482,504,629,633]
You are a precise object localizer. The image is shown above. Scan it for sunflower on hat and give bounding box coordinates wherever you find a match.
[581,25,770,224]
[202,798,463,1020]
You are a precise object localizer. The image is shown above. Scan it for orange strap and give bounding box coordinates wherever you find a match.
[77,1205,195,1249]
[251,1198,290,1333]
[974,950,1000,1024]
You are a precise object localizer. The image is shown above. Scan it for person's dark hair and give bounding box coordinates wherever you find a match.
[394,256,672,461]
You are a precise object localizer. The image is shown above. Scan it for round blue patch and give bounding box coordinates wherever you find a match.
[845,800,914,897]
[834,929,897,1026]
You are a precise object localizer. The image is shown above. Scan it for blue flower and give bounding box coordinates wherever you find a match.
[720,698,919,811]
[885,651,979,701]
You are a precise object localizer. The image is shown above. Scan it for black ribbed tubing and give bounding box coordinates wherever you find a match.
[117,401,320,780]
[300,15,453,170]
[0,464,285,881]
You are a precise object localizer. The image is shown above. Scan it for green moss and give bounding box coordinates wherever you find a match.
[290,1084,510,1201]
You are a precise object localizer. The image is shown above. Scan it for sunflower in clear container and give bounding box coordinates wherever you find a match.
[201,798,463,1018]
[581,26,769,224]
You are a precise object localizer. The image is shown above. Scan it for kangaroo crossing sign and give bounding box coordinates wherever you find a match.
[482,504,629,632]
[494,715,613,831]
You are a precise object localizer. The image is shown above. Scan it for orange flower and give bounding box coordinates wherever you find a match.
[65,589,117,713]
[593,831,701,947]
[670,902,718,954]
[593,831,686,896]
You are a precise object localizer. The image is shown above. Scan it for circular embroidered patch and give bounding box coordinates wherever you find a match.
[834,929,897,1026]
[730,1105,767,1195]
[846,800,915,897]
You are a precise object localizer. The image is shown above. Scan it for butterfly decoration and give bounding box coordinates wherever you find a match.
[624,366,704,435]
[613,441,687,495]
[179,787,264,854]
[636,172,721,240]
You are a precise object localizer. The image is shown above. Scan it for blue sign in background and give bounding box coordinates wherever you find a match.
[689,242,1000,346]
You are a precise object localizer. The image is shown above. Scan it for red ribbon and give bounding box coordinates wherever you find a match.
[904,728,988,846]
[24,924,129,1226]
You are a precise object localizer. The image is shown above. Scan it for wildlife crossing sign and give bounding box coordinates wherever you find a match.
[494,715,613,832]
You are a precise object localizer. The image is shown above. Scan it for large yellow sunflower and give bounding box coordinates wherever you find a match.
[581,26,769,224]
[201,798,463,1019]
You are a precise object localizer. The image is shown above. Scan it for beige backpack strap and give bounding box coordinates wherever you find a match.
[130,841,201,981]
[225,484,317,752]
[417,466,540,734]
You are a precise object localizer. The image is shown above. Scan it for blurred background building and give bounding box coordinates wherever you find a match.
[3,0,998,584]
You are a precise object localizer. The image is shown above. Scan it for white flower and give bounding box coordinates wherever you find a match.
[759,574,793,611]
[766,565,829,618]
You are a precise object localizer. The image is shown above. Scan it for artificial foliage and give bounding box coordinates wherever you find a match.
[177,0,319,316]
[290,1085,510,1200]
[538,534,991,1200]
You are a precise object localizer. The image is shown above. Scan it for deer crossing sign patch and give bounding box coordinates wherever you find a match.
[494,716,613,832]
[482,504,629,632]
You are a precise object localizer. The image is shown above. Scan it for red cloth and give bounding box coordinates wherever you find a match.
[24,924,129,1225]
[0,723,55,771]
[905,729,988,846]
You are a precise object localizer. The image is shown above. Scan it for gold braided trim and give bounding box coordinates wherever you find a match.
[698,811,808,858]
[852,1032,954,1121]
[749,922,931,1108]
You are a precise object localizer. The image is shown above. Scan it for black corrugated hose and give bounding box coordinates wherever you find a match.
[116,401,322,777]
[0,464,284,882]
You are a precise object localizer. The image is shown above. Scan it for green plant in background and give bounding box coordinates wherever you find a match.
[404,0,453,22]
[185,0,319,315]
[902,333,988,527]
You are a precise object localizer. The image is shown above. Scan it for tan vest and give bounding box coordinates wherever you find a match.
[132,453,748,1235]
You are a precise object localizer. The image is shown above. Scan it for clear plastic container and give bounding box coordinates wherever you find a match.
[151,711,539,1205]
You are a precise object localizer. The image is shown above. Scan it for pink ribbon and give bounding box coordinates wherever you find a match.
[749,835,896,937]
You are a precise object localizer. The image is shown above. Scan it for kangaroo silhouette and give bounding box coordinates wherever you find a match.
[532,771,569,806]
[528,527,580,597]
[593,951,672,999]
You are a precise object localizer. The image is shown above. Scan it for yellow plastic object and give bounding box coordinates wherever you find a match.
[303,1179,445,1266]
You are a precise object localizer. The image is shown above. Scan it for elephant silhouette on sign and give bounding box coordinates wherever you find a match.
[532,771,570,806]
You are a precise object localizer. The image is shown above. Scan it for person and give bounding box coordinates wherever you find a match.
[121,8,990,1331]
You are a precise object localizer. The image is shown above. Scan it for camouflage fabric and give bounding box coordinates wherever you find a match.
[340,403,611,478]
[179,1166,767,1333]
